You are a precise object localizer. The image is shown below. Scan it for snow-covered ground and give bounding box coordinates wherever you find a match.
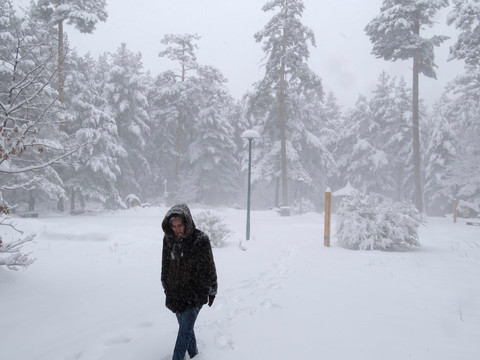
[1,206,479,360]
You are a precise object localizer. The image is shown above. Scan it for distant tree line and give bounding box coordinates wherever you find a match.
[1,0,479,221]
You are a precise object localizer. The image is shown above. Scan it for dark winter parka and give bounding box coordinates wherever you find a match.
[161,204,218,313]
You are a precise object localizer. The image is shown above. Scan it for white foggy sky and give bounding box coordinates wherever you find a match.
[61,0,462,107]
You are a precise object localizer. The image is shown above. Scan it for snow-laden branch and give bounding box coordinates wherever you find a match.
[0,216,24,234]
[0,233,36,271]
[0,176,39,192]
[0,141,89,174]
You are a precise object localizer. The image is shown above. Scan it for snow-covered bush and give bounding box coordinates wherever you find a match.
[125,194,141,208]
[336,191,422,250]
[195,210,232,248]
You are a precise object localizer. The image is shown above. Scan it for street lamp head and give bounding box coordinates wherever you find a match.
[241,129,260,141]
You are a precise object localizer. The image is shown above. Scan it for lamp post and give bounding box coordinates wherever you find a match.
[241,129,260,241]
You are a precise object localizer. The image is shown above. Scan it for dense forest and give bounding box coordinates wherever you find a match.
[1,0,479,218]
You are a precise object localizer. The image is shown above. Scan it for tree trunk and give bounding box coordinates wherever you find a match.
[412,20,424,213]
[58,19,64,103]
[57,197,64,212]
[174,60,187,190]
[175,111,184,189]
[57,0,65,135]
[57,0,65,104]
[279,27,288,207]
[28,191,35,212]
[79,191,85,209]
[70,188,75,212]
[274,176,280,208]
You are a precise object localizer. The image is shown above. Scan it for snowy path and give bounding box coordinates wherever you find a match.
[1,208,479,360]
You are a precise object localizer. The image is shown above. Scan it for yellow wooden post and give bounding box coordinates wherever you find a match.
[324,188,331,247]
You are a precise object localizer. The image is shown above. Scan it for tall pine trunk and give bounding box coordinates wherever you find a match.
[175,60,187,189]
[175,111,184,187]
[58,19,64,103]
[56,1,65,212]
[412,19,423,213]
[279,27,288,207]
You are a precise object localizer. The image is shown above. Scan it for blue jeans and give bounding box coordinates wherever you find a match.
[173,306,202,360]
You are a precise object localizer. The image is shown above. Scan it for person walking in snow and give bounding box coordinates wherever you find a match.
[161,204,218,360]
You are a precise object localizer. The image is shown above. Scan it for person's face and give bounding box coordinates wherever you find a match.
[171,218,185,238]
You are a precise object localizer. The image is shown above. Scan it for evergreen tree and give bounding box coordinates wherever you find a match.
[102,44,151,201]
[337,95,388,194]
[63,52,126,210]
[424,95,458,215]
[368,71,398,197]
[289,87,335,205]
[182,65,240,205]
[439,67,480,206]
[447,0,480,67]
[158,33,201,191]
[319,92,342,191]
[368,72,415,201]
[251,0,323,207]
[147,70,177,202]
[365,0,449,212]
[33,0,107,103]
[443,1,480,208]
[391,77,415,201]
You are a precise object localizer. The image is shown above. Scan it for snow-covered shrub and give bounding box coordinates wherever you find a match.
[195,210,232,248]
[336,191,422,250]
[125,194,141,208]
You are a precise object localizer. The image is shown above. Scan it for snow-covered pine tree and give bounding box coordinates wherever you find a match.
[250,0,323,208]
[323,93,346,192]
[336,95,388,194]
[424,95,458,215]
[288,87,336,207]
[147,70,178,203]
[435,2,480,210]
[33,0,107,103]
[368,72,416,202]
[365,0,449,213]
[336,190,422,251]
[447,0,480,68]
[157,33,202,194]
[102,44,152,202]
[368,71,398,197]
[437,67,480,207]
[390,77,415,202]
[62,51,126,210]
[183,65,240,205]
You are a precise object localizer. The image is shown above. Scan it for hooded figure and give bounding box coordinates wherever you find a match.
[161,204,217,314]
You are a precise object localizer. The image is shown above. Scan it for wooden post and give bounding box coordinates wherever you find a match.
[324,188,331,247]
[453,198,457,224]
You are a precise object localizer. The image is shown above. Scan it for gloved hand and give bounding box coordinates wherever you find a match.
[208,295,215,307]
